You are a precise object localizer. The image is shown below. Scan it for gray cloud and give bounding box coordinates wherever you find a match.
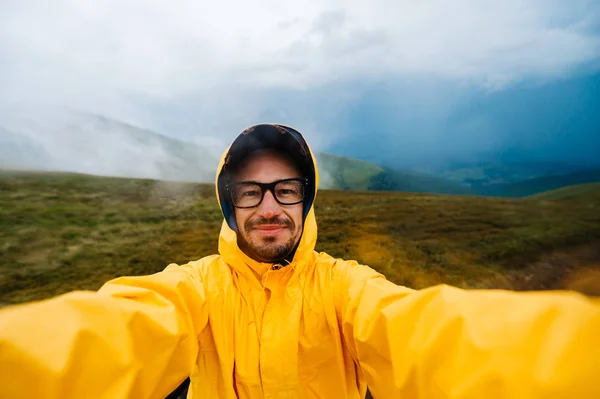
[0,0,598,153]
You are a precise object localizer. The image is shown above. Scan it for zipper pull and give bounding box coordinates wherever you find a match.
[272,263,282,270]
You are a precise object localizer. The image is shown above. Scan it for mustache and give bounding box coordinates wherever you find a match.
[246,216,294,230]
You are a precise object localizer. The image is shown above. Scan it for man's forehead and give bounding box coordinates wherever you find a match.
[233,149,302,181]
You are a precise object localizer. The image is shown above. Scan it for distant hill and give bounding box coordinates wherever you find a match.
[474,169,600,197]
[415,161,586,187]
[316,153,472,195]
[531,182,600,204]
[316,152,383,190]
[0,106,473,195]
[367,167,473,195]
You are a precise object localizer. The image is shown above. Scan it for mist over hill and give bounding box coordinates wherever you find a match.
[0,105,220,183]
[1,106,475,194]
[1,104,597,197]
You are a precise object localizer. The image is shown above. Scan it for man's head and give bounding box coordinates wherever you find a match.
[217,124,317,264]
[229,149,305,263]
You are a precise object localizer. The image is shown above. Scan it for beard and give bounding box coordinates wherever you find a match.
[237,216,299,263]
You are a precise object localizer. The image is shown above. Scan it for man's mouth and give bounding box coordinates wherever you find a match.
[254,224,286,232]
[247,217,293,233]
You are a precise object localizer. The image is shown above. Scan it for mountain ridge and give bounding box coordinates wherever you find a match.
[2,105,598,197]
[475,169,600,198]
[0,107,471,195]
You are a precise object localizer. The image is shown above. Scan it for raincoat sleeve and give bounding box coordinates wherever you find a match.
[335,261,600,399]
[0,262,209,399]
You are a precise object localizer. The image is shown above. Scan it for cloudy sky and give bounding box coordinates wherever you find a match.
[1,0,599,167]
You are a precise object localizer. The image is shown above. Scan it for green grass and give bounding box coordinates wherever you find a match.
[530,182,600,203]
[1,170,600,305]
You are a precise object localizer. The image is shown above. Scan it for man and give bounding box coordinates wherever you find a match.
[0,124,599,399]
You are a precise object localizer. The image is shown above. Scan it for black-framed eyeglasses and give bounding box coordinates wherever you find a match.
[227,178,309,208]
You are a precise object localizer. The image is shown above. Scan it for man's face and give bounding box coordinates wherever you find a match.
[232,150,305,263]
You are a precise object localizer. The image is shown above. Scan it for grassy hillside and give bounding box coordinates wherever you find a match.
[475,168,600,197]
[531,182,600,203]
[2,170,600,305]
[316,152,384,190]
[368,167,473,195]
[317,153,471,194]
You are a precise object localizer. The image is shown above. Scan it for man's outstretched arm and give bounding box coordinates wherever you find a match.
[335,261,600,399]
[0,262,209,399]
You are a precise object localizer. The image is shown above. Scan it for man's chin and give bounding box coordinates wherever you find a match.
[238,230,299,263]
[250,240,294,262]
[252,248,290,263]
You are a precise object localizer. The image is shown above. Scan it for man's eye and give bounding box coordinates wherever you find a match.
[242,190,260,197]
[277,189,297,196]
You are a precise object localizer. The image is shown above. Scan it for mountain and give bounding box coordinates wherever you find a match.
[0,106,472,195]
[368,167,473,195]
[0,125,52,170]
[316,153,472,195]
[531,182,600,204]
[7,105,594,198]
[414,161,586,187]
[316,152,384,190]
[475,169,600,198]
[0,105,220,183]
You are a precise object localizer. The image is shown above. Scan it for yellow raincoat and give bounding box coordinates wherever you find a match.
[1,125,600,399]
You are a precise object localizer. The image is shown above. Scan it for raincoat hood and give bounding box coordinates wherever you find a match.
[214,124,320,275]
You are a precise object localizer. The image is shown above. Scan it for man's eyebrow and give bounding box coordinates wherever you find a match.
[231,180,260,184]
[231,178,303,184]
[230,179,271,185]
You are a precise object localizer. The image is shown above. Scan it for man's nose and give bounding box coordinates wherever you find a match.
[257,190,282,219]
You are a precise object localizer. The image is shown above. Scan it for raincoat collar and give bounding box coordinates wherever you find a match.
[214,124,320,280]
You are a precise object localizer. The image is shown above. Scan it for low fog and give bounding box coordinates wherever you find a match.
[0,104,221,182]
